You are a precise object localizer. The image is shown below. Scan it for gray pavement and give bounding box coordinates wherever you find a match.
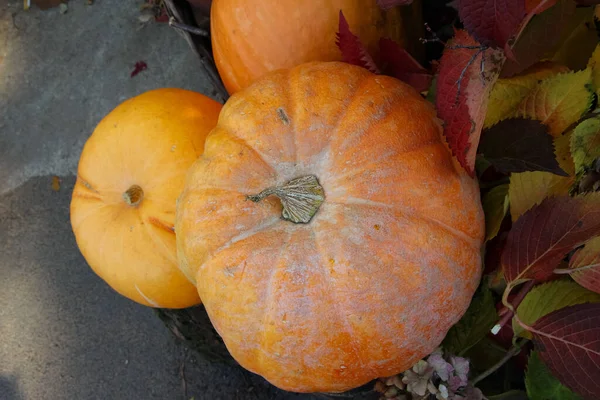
[0,1,335,399]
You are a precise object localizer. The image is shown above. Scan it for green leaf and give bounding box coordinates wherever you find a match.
[463,336,509,374]
[571,117,600,175]
[443,283,497,355]
[525,351,583,400]
[483,184,509,241]
[514,279,600,338]
[425,75,437,104]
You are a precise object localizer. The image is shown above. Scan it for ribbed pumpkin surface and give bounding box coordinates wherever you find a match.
[176,63,484,392]
[71,88,222,308]
[210,0,415,93]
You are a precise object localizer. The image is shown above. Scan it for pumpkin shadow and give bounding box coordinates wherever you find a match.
[0,176,229,398]
[0,175,378,400]
[0,375,24,400]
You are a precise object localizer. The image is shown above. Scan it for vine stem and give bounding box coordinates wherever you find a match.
[169,17,209,37]
[491,280,535,335]
[162,0,229,103]
[470,339,527,385]
[555,262,600,274]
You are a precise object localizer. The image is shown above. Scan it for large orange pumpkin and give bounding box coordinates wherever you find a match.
[210,0,422,94]
[71,88,222,309]
[176,62,485,392]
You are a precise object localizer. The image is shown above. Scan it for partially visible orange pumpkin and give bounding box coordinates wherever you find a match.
[176,62,485,392]
[210,0,422,94]
[71,88,222,309]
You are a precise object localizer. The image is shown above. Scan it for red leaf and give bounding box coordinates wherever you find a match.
[378,38,432,92]
[525,0,558,14]
[569,237,600,294]
[335,11,380,74]
[529,303,600,399]
[155,13,169,23]
[458,0,527,49]
[376,0,414,10]
[502,193,600,285]
[435,30,505,176]
[130,61,148,78]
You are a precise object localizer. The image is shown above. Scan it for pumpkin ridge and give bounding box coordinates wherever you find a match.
[317,201,466,277]
[177,63,484,390]
[328,197,481,247]
[210,127,278,173]
[75,176,101,195]
[135,284,159,307]
[282,69,297,165]
[309,224,374,385]
[141,211,178,265]
[211,216,282,257]
[327,140,442,189]
[312,74,374,174]
[142,165,197,191]
[147,215,175,234]
[324,76,418,150]
[258,229,295,374]
[191,216,283,288]
[182,186,251,197]
[70,202,112,230]
[71,190,103,202]
[411,210,482,247]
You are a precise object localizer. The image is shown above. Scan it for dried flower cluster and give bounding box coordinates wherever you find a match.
[374,349,484,400]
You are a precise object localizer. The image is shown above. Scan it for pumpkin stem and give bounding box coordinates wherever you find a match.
[123,185,144,207]
[247,175,325,224]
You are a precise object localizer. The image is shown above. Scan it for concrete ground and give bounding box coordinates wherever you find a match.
[0,2,370,399]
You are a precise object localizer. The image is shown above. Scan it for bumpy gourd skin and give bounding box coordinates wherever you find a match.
[176,62,485,392]
[71,88,222,309]
[211,0,419,94]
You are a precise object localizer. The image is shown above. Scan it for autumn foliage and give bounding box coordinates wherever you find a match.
[336,0,600,398]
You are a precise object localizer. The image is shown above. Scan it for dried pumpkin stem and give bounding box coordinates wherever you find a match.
[123,184,144,207]
[247,175,325,224]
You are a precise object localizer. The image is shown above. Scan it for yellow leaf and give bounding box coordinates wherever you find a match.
[555,129,575,176]
[509,172,573,220]
[484,62,568,129]
[570,236,600,294]
[509,133,575,221]
[571,117,600,175]
[51,176,61,192]
[515,69,593,136]
[514,279,600,338]
[550,7,598,71]
[587,44,600,96]
[482,184,509,241]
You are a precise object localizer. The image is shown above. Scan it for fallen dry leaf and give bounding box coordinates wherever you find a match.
[130,61,148,78]
[52,176,61,192]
